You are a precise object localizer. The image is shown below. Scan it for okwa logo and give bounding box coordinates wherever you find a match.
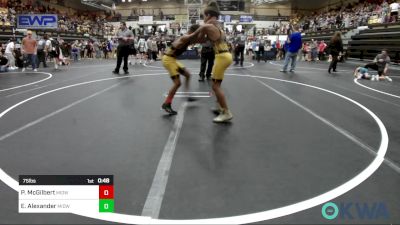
[321,202,390,220]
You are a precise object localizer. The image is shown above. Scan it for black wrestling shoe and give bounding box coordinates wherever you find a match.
[162,103,177,115]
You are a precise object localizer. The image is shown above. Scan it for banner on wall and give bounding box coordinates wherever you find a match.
[17,14,58,29]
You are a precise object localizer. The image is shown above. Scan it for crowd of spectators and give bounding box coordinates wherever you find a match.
[212,0,399,37]
[242,0,400,41]
[292,0,399,32]
[223,35,330,64]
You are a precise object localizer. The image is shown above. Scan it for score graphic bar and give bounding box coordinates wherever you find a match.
[18,175,114,213]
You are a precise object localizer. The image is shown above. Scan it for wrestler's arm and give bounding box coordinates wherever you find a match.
[172,35,191,49]
[179,35,192,44]
[187,24,212,43]
[169,34,198,49]
[383,63,389,76]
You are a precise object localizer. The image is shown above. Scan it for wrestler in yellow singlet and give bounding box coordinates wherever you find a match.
[211,31,233,81]
[161,24,200,115]
[162,47,186,78]
[187,0,234,122]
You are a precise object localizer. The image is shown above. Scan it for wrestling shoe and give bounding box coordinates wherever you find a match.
[213,109,233,123]
[162,103,177,115]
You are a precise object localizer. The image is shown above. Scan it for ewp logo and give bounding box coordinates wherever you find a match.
[17,14,58,29]
[322,202,390,220]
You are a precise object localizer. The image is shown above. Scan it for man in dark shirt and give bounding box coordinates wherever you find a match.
[280,25,302,72]
[234,31,246,66]
[198,40,215,81]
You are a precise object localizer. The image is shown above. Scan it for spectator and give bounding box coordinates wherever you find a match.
[390,0,399,22]
[0,51,9,72]
[251,38,258,60]
[37,33,50,68]
[280,24,302,72]
[21,30,37,72]
[86,41,93,59]
[71,40,79,61]
[111,39,118,59]
[327,31,343,73]
[137,37,147,64]
[49,37,61,70]
[94,40,101,59]
[246,39,253,60]
[310,39,318,61]
[150,37,158,61]
[302,42,309,61]
[318,40,327,60]
[265,42,272,61]
[146,37,153,63]
[5,39,17,70]
[105,40,112,59]
[80,40,86,59]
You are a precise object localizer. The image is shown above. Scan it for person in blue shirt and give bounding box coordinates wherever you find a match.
[354,66,370,80]
[280,25,302,72]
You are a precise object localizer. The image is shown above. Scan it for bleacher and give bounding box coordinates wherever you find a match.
[348,22,400,63]
[0,26,105,44]
[36,30,105,42]
[301,27,354,43]
[0,27,24,43]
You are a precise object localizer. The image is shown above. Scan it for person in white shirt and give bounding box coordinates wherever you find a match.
[390,1,399,22]
[137,37,147,64]
[5,39,17,70]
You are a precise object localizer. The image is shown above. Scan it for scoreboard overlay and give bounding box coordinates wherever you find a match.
[18,175,114,213]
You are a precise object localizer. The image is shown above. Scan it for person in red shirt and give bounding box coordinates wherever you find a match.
[318,40,327,61]
[21,30,38,72]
